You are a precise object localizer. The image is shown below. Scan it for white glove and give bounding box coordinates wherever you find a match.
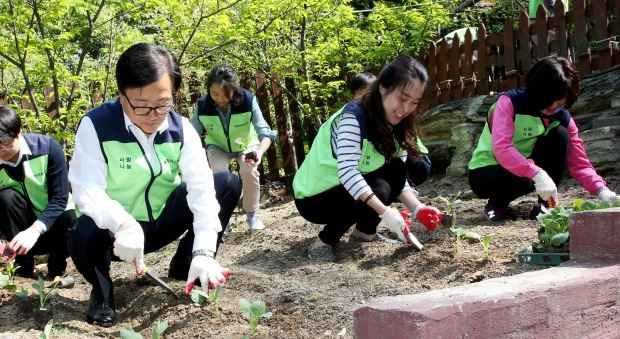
[243,149,263,168]
[379,208,407,243]
[599,187,620,204]
[533,170,558,203]
[9,227,41,255]
[184,255,232,294]
[113,223,145,273]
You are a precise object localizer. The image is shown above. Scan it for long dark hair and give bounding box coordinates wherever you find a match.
[361,56,429,160]
[525,56,579,110]
[206,65,243,107]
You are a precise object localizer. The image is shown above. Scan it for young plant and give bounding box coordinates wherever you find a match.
[120,321,168,339]
[32,275,62,310]
[450,227,465,252]
[38,319,53,339]
[438,192,461,215]
[463,231,495,259]
[239,298,273,335]
[191,284,224,313]
[572,199,620,211]
[536,205,572,248]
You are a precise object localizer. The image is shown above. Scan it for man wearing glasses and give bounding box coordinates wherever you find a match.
[68,43,241,327]
[0,105,76,281]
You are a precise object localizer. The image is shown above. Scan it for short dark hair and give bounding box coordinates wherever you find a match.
[206,65,242,107]
[0,105,21,143]
[350,73,376,95]
[115,43,182,94]
[525,56,579,110]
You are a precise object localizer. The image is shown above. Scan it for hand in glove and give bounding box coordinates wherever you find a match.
[379,208,407,243]
[184,255,233,294]
[243,149,263,168]
[113,223,145,274]
[9,227,41,255]
[533,170,558,203]
[599,187,620,204]
[414,204,443,231]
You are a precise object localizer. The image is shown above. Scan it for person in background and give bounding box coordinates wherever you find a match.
[294,56,444,262]
[468,56,618,222]
[68,43,241,327]
[0,105,76,283]
[192,66,277,232]
[350,72,432,192]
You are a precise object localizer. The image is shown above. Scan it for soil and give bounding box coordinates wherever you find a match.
[1,166,618,338]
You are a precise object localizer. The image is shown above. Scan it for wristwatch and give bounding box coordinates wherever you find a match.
[192,249,215,258]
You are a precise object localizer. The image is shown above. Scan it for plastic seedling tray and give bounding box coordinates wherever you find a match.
[516,246,570,266]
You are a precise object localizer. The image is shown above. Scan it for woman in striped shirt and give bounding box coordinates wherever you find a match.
[293,56,444,262]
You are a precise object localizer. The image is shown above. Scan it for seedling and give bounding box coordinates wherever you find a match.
[120,321,168,339]
[438,192,461,215]
[463,232,495,259]
[239,298,272,335]
[450,227,465,253]
[536,205,572,248]
[343,268,356,274]
[191,284,224,313]
[38,319,53,339]
[33,275,62,310]
[308,293,323,302]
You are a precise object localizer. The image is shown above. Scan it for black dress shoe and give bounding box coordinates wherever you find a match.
[86,293,117,327]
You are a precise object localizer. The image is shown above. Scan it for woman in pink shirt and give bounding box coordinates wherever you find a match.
[468,56,619,222]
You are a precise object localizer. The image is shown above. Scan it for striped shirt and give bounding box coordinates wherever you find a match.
[332,113,411,200]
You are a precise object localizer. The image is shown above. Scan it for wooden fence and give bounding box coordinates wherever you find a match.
[3,0,619,182]
[418,0,620,111]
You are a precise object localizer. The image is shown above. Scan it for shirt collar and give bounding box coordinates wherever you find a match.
[0,134,31,167]
[122,108,169,135]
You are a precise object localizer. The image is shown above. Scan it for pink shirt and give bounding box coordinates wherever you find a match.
[489,95,605,195]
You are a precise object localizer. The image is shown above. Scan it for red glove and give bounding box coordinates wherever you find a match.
[0,244,16,262]
[399,210,414,245]
[414,204,443,231]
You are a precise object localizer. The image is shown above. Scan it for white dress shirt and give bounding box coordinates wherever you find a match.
[69,109,221,252]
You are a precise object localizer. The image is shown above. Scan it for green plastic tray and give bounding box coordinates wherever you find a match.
[516,247,570,266]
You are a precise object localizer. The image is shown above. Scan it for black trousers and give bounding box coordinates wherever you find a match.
[295,160,407,246]
[68,172,241,306]
[0,189,76,277]
[469,125,569,208]
[406,154,431,188]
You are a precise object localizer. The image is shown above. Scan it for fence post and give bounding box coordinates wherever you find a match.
[504,17,519,90]
[462,29,476,99]
[427,43,440,108]
[285,75,306,168]
[593,0,612,71]
[475,23,489,95]
[554,1,569,59]
[519,11,533,75]
[448,33,463,101]
[573,0,591,75]
[255,70,280,179]
[438,38,450,104]
[535,5,550,59]
[270,72,294,175]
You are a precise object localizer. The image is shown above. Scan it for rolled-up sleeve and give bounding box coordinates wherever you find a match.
[179,118,221,252]
[68,117,136,233]
[250,97,277,141]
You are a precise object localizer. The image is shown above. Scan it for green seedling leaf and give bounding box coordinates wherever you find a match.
[38,319,53,339]
[0,274,9,285]
[4,284,16,291]
[463,232,481,240]
[250,301,267,319]
[550,232,569,247]
[191,290,208,305]
[151,321,168,339]
[120,327,144,339]
[261,311,273,318]
[600,201,611,209]
[450,227,463,234]
[572,199,584,209]
[18,289,28,298]
[239,298,252,317]
[539,233,551,243]
[212,284,223,300]
[581,200,597,211]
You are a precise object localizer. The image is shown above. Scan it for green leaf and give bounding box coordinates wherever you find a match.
[251,300,267,318]
[212,284,223,300]
[581,200,597,211]
[32,283,41,294]
[613,201,620,208]
[120,327,144,339]
[239,298,252,316]
[4,284,17,291]
[539,234,551,243]
[450,227,463,234]
[18,289,28,298]
[261,311,273,318]
[463,232,481,240]
[191,290,208,305]
[550,232,569,247]
[572,199,584,209]
[0,274,9,285]
[152,321,168,338]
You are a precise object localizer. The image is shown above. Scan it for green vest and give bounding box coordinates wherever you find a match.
[416,138,428,154]
[529,0,568,17]
[82,99,183,222]
[0,135,73,216]
[293,102,390,199]
[469,88,569,170]
[196,89,260,153]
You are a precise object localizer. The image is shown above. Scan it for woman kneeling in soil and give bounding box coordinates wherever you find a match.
[468,56,619,222]
[293,56,443,262]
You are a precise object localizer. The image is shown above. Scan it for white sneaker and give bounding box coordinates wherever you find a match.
[247,214,265,230]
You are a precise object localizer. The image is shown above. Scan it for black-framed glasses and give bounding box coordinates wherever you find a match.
[123,93,174,116]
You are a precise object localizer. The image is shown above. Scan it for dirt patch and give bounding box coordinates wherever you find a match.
[1,167,618,338]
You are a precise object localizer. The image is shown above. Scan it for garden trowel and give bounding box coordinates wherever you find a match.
[133,260,180,299]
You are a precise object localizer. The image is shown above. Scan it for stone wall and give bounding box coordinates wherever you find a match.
[420,65,620,175]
